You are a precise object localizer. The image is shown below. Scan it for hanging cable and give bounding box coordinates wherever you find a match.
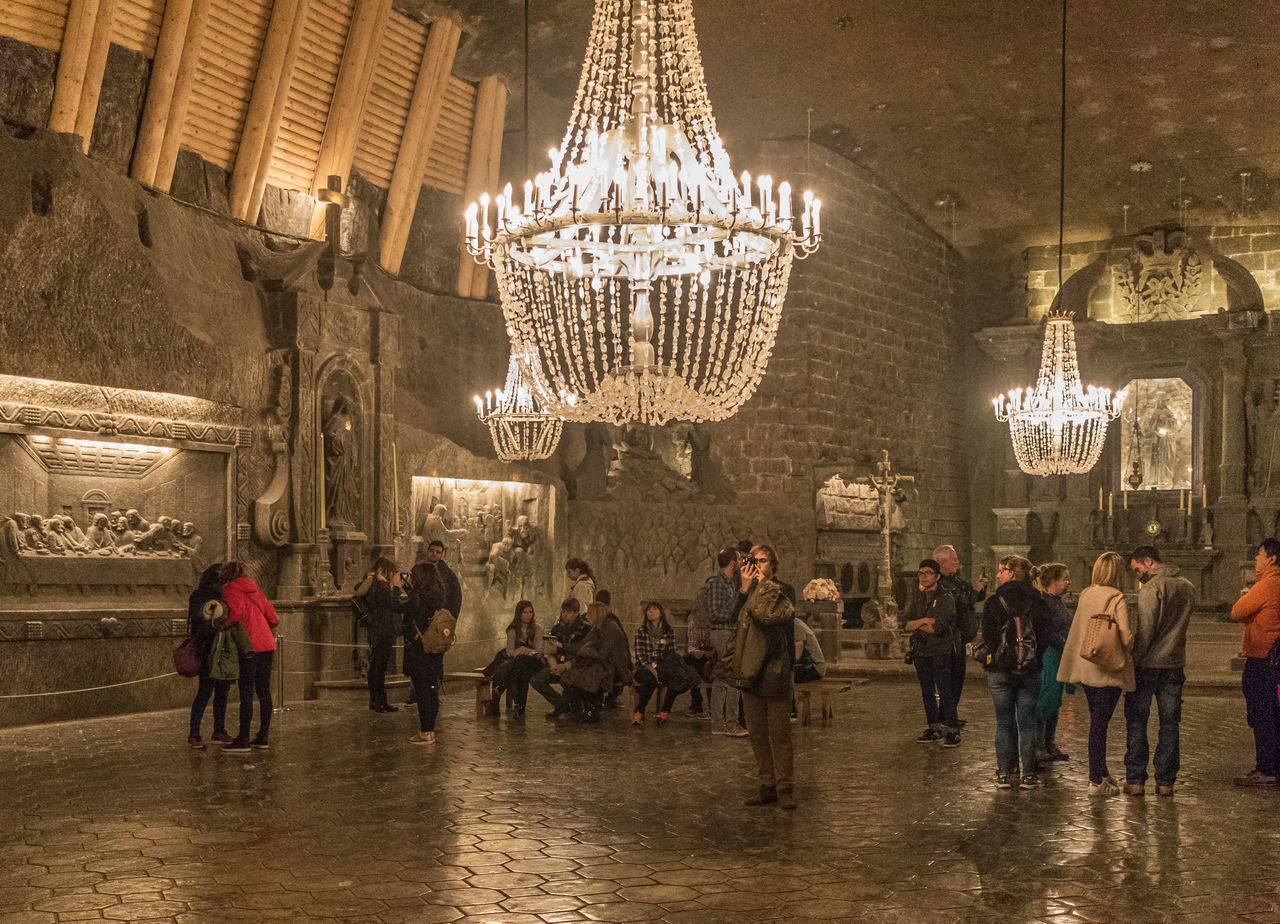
[1056,0,1067,314]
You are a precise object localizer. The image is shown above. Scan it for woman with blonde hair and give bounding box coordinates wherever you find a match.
[1057,552,1134,796]
[981,554,1052,789]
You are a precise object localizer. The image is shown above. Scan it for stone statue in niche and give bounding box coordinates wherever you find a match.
[570,423,612,500]
[685,423,733,499]
[608,423,695,499]
[1249,381,1280,496]
[322,395,359,529]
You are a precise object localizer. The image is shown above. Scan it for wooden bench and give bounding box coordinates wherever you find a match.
[840,628,896,660]
[445,671,493,718]
[794,678,855,726]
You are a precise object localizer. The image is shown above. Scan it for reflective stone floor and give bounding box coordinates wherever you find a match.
[2,679,1278,923]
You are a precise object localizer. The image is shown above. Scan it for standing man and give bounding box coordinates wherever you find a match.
[901,558,961,747]
[418,539,462,620]
[1126,545,1196,797]
[701,547,746,737]
[1229,538,1280,786]
[730,544,797,809]
[407,539,461,705]
[934,544,986,725]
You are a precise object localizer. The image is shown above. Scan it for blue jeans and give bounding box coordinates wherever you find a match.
[1124,667,1184,785]
[987,670,1040,775]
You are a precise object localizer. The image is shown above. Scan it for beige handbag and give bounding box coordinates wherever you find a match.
[1080,591,1125,672]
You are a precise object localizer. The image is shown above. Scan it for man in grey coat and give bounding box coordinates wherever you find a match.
[1125,545,1196,796]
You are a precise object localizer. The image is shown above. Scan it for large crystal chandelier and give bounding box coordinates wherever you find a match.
[992,0,1120,476]
[994,313,1122,475]
[464,0,821,426]
[474,353,564,462]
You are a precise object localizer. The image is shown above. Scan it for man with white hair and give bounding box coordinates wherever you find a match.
[933,543,987,725]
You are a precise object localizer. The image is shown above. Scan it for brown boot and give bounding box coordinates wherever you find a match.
[776,789,797,810]
[744,786,777,806]
[1122,781,1145,796]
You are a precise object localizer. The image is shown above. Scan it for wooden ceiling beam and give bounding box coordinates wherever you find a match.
[50,0,118,153]
[151,0,212,191]
[229,0,311,221]
[131,0,197,186]
[456,74,507,299]
[306,0,394,239]
[377,13,461,275]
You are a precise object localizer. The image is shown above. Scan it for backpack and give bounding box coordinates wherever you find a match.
[988,597,1037,674]
[418,608,456,654]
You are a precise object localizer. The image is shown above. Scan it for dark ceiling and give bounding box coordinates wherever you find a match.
[416,0,1280,253]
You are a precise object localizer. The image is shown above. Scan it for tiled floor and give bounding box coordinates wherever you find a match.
[2,678,1277,923]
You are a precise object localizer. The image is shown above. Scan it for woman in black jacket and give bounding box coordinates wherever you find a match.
[355,557,401,714]
[186,562,230,750]
[982,554,1053,789]
[399,561,447,745]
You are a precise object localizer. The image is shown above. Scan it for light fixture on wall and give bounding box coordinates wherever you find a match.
[464,0,822,426]
[993,0,1120,476]
[473,352,564,462]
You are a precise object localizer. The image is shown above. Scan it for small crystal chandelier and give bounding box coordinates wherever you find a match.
[474,353,564,462]
[464,0,821,426]
[994,314,1122,476]
[992,0,1120,476]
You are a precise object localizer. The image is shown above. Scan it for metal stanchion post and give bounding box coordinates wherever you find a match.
[274,634,287,714]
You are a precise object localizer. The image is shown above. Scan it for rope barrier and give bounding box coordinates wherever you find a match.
[279,636,506,650]
[0,672,180,699]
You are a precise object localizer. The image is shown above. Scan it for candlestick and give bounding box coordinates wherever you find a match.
[1202,483,1207,508]
[1098,487,1104,511]
[1108,492,1113,517]
[1123,490,1128,510]
[392,441,400,534]
[318,432,326,532]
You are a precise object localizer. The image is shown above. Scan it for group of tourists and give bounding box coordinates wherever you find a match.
[185,561,278,753]
[185,526,1280,803]
[908,537,1280,795]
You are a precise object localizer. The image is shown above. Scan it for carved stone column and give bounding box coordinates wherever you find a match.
[370,305,400,557]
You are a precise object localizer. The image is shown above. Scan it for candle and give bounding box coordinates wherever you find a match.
[392,441,400,534]
[1108,492,1113,517]
[1098,487,1103,511]
[1123,490,1128,510]
[318,432,326,532]
[1203,483,1207,508]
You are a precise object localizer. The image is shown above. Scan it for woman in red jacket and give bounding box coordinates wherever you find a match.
[219,561,280,753]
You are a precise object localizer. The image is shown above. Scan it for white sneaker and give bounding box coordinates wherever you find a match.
[1088,776,1119,796]
[727,728,749,738]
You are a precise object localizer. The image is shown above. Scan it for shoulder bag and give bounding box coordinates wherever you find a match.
[173,636,202,678]
[1080,591,1126,673]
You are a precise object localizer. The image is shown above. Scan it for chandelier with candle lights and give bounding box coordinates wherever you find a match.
[464,0,821,426]
[474,353,564,462]
[993,313,1122,476]
[992,0,1120,476]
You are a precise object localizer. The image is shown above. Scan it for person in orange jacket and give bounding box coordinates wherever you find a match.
[1230,537,1280,787]
[219,561,280,753]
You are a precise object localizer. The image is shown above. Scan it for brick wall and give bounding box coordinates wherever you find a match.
[704,141,971,569]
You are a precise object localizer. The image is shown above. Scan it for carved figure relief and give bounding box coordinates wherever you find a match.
[1120,377,1193,491]
[1111,228,1204,322]
[4,508,202,560]
[411,477,552,613]
[252,358,293,548]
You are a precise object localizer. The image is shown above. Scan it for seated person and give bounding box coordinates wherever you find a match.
[557,602,632,722]
[490,600,543,717]
[533,598,591,719]
[684,599,716,717]
[632,602,677,725]
[794,617,827,684]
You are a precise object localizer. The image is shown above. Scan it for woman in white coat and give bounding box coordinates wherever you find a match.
[1058,551,1134,796]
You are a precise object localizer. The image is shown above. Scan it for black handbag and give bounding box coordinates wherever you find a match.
[657,648,700,694]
